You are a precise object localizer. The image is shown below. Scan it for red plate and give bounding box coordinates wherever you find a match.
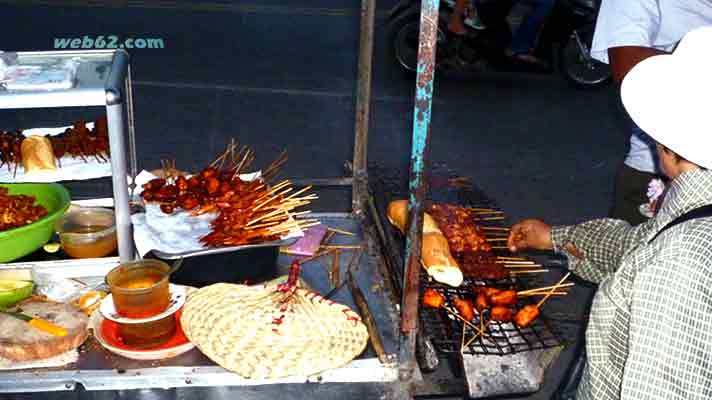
[100,309,190,351]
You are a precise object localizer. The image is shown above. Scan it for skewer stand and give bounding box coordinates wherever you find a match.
[0,49,136,263]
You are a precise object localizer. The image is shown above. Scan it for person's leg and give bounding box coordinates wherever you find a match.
[448,0,468,35]
[508,0,555,56]
[610,163,656,225]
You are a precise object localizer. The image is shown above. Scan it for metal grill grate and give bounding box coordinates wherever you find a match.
[419,274,561,356]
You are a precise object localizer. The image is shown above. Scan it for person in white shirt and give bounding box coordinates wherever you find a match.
[590,0,712,225]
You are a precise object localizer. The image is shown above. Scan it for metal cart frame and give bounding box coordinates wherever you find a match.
[0,0,448,397]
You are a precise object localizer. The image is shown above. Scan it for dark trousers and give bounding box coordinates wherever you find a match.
[610,163,657,226]
[551,348,586,400]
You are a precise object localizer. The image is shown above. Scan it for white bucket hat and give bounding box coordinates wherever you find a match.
[621,26,712,169]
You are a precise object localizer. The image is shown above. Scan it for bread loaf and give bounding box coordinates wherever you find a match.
[0,301,88,361]
[421,232,463,287]
[387,199,440,234]
[20,136,57,174]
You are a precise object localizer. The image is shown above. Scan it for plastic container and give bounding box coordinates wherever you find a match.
[55,207,117,259]
[0,183,71,263]
[105,260,171,318]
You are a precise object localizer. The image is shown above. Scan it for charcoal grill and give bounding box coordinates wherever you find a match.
[369,164,563,357]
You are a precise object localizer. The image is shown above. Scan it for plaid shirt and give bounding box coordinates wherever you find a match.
[551,169,712,400]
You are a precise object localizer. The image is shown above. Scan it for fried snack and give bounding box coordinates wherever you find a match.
[20,136,57,173]
[514,305,540,328]
[387,199,440,234]
[489,290,517,306]
[474,292,488,312]
[422,288,446,309]
[453,297,475,321]
[0,187,47,232]
[490,306,513,322]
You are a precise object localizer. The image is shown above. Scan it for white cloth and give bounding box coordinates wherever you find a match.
[591,0,712,173]
[591,0,712,64]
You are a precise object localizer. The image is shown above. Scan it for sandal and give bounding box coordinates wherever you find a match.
[505,50,548,68]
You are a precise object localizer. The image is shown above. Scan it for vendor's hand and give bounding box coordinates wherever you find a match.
[507,219,553,252]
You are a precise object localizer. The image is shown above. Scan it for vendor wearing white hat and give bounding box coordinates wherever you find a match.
[507,26,712,400]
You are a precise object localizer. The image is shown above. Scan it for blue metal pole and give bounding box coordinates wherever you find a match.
[399,0,440,384]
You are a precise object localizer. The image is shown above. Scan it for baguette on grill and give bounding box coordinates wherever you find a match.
[421,232,463,287]
[387,199,462,287]
[387,199,441,234]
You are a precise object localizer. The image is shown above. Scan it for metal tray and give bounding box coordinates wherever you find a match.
[151,236,300,260]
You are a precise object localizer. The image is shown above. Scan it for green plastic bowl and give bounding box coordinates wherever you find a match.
[0,183,71,263]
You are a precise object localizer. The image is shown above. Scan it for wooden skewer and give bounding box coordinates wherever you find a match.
[519,291,568,297]
[490,246,509,250]
[251,187,294,212]
[327,227,355,236]
[248,220,282,230]
[263,210,311,222]
[537,272,572,308]
[509,269,549,274]
[496,260,535,264]
[320,244,363,250]
[270,218,320,231]
[497,256,526,260]
[468,207,496,212]
[478,216,506,221]
[262,200,312,211]
[482,227,510,231]
[472,211,504,215]
[460,318,467,353]
[322,230,336,245]
[517,282,575,295]
[485,237,508,242]
[269,221,322,236]
[463,319,492,348]
[288,195,319,202]
[503,263,543,268]
[330,249,341,288]
[247,206,293,226]
[296,248,337,263]
[280,185,313,203]
[255,180,291,202]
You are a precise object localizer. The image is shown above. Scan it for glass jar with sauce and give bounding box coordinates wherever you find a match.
[105,259,171,318]
[55,207,117,259]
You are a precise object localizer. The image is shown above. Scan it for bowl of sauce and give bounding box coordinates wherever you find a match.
[55,207,117,259]
[105,260,171,319]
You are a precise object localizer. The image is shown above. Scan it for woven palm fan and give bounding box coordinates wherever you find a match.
[180,262,369,379]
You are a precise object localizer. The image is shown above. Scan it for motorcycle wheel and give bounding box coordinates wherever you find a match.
[558,25,611,88]
[387,12,447,74]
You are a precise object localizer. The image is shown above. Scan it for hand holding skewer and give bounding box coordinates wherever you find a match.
[507,219,554,253]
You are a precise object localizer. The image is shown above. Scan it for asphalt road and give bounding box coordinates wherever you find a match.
[0,0,632,398]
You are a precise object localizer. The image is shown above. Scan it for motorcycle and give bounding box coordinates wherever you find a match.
[386,0,611,88]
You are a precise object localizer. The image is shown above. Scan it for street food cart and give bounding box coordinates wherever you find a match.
[0,0,567,398]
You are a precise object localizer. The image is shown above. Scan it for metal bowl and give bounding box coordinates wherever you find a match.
[0,183,71,263]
